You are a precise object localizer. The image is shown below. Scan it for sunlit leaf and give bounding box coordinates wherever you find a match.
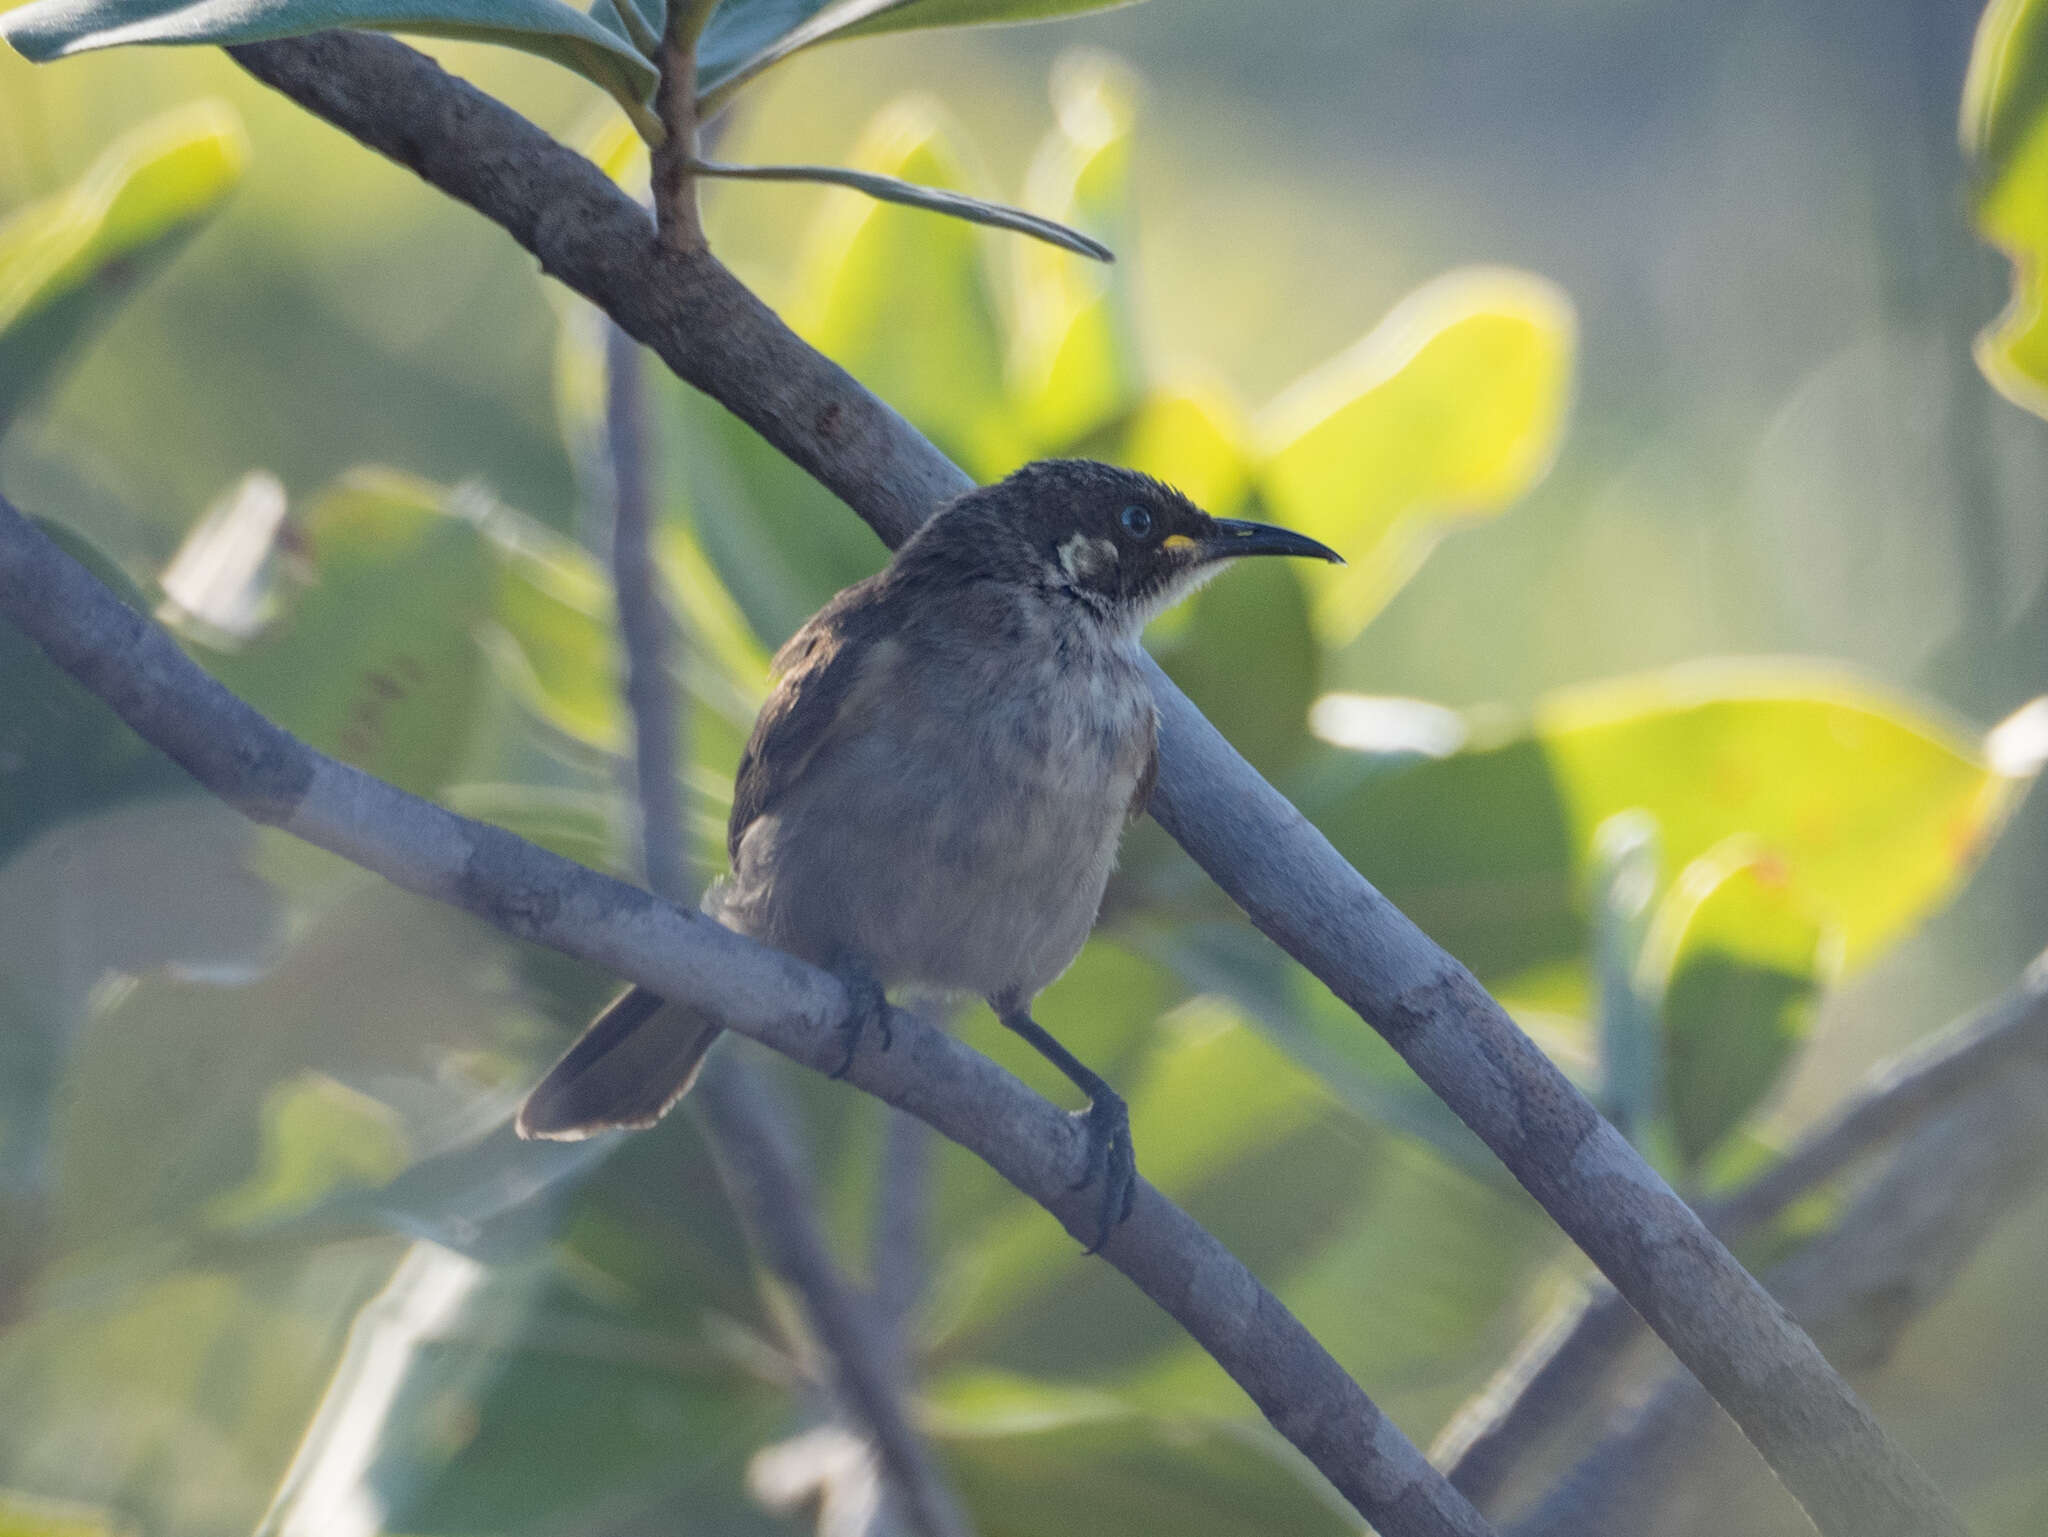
[1311,662,2031,998]
[1012,51,1144,448]
[1642,839,1831,1173]
[0,100,246,427]
[1118,384,1252,517]
[792,100,1022,477]
[0,0,661,139]
[1963,0,2048,417]
[197,471,495,797]
[1258,267,1576,641]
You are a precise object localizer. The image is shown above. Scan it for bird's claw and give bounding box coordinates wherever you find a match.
[1070,1091,1137,1254]
[829,967,889,1080]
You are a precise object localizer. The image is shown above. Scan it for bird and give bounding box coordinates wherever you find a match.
[517,458,1342,1249]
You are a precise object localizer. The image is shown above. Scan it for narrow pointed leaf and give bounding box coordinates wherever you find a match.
[693,157,1111,260]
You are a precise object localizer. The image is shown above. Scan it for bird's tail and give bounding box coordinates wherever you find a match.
[515,984,722,1141]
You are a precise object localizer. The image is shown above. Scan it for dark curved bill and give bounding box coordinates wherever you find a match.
[1200,517,1344,565]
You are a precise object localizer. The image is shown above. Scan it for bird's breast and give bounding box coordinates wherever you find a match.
[726,602,1155,1003]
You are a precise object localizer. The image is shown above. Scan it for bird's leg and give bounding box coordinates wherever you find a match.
[828,956,890,1079]
[996,1006,1136,1253]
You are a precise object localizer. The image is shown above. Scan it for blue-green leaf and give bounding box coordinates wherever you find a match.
[0,0,661,138]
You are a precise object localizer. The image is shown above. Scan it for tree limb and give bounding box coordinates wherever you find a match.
[1437,949,2048,1510]
[203,32,1965,1536]
[0,487,1491,1537]
[1507,1058,2048,1537]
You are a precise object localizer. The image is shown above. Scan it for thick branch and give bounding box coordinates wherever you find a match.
[217,33,1962,1536]
[1438,949,2048,1509]
[0,489,1488,1537]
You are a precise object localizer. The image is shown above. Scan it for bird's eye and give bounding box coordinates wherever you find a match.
[1118,504,1154,541]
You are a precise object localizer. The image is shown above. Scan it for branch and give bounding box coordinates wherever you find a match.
[603,322,690,903]
[692,1059,970,1537]
[214,33,1964,1537]
[0,488,1490,1537]
[1436,950,2048,1509]
[1508,1058,2048,1537]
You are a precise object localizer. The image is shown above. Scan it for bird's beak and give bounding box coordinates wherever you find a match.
[1186,518,1345,566]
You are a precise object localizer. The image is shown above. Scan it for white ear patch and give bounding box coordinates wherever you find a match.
[1058,533,1120,584]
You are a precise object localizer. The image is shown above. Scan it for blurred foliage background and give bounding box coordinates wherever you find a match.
[5,0,2048,1532]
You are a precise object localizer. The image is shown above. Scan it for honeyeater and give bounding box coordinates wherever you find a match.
[518,458,1342,1248]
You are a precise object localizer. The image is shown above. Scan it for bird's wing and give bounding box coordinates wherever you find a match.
[1129,729,1159,821]
[728,576,897,863]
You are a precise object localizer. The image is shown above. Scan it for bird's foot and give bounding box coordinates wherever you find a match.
[828,964,890,1080]
[1070,1091,1137,1254]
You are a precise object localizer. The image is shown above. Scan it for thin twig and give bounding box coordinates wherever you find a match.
[602,318,966,1536]
[603,322,691,903]
[0,486,1491,1537]
[214,35,1964,1536]
[873,1097,933,1346]
[1508,1059,2048,1537]
[693,1058,970,1537]
[1437,949,2048,1509]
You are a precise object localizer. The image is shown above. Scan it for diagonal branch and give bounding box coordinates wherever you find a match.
[1436,949,2048,1510]
[215,32,1963,1537]
[0,488,1491,1537]
[1507,1057,2048,1537]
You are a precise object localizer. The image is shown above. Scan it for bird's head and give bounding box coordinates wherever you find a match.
[918,459,1343,634]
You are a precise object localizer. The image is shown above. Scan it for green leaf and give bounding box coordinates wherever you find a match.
[929,1372,1357,1537]
[1590,811,1662,1144]
[1012,52,1145,448]
[1310,663,2032,1000]
[1963,0,2048,418]
[692,156,1112,259]
[791,100,1022,477]
[1642,839,1830,1173]
[205,1072,409,1228]
[1257,267,1576,642]
[1156,552,1318,782]
[476,508,625,753]
[1117,385,1253,517]
[0,101,246,428]
[196,471,495,797]
[697,0,1146,117]
[0,0,661,140]
[0,1491,130,1537]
